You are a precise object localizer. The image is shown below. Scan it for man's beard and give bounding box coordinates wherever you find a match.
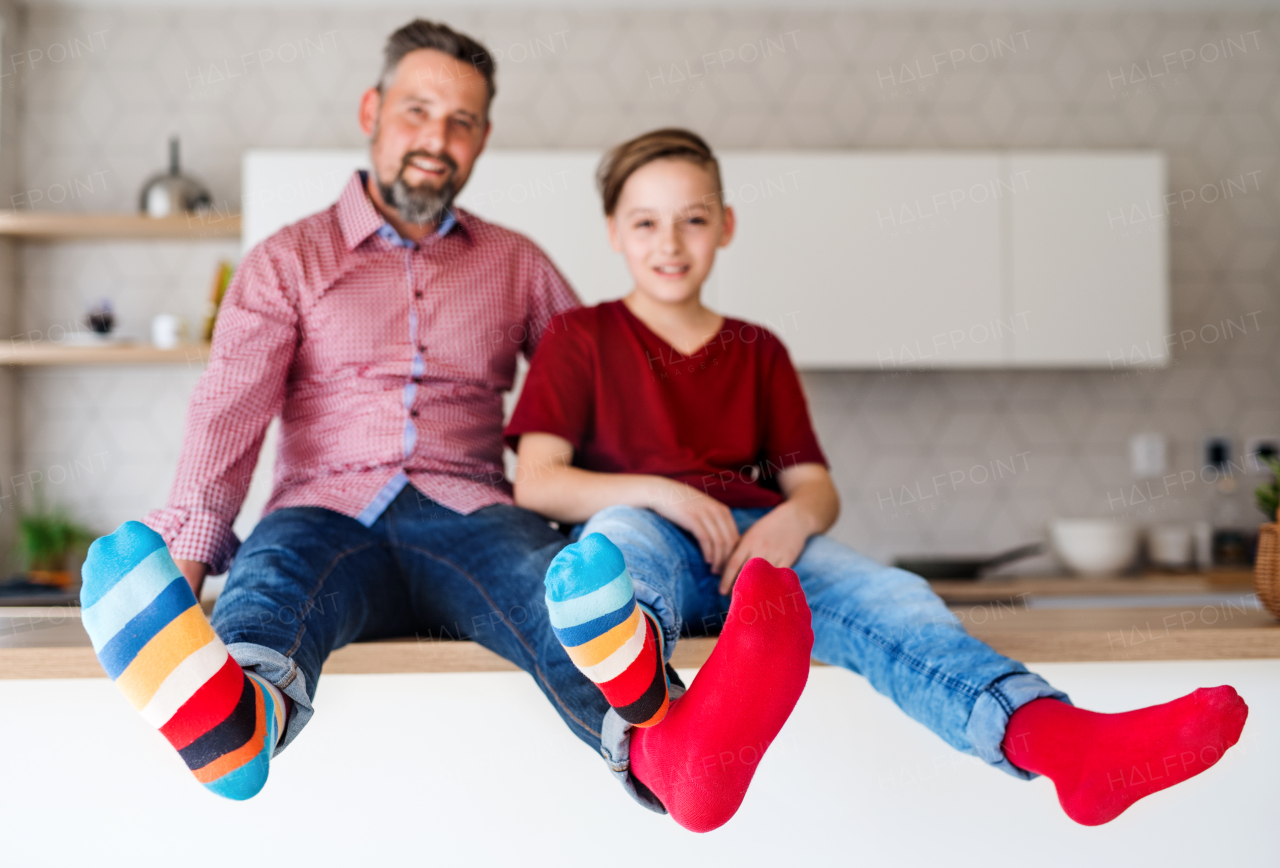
[378,151,459,226]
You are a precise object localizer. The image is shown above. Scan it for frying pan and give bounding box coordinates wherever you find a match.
[893,542,1045,580]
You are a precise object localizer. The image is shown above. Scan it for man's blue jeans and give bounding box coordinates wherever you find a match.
[580,505,1070,790]
[210,487,611,755]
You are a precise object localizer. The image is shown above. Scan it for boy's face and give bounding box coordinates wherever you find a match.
[608,159,735,307]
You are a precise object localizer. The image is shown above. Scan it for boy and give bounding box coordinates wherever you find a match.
[505,128,1249,832]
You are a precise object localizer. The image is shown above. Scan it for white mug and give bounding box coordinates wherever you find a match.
[1148,524,1193,569]
[151,313,186,349]
[1193,521,1214,570]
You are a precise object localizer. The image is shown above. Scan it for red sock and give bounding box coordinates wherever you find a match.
[630,558,813,833]
[1002,687,1248,825]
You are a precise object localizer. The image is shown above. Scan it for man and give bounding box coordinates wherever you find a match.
[84,20,790,822]
[80,20,608,801]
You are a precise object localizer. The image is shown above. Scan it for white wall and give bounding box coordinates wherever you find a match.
[10,6,1279,568]
[1,660,1276,866]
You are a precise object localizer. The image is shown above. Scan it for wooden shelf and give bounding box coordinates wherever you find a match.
[0,341,211,366]
[0,211,240,240]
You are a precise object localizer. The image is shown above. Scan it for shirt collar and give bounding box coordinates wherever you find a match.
[337,170,472,250]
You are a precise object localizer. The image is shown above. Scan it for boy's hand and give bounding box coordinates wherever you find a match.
[650,480,740,575]
[719,503,809,595]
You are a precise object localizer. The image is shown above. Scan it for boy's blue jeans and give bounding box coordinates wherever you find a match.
[212,487,1065,811]
[210,487,612,755]
[579,504,1070,794]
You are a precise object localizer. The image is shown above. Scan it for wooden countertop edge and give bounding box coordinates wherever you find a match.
[5,628,1280,680]
[965,627,1280,663]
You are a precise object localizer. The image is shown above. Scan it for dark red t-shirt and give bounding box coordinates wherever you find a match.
[504,300,827,508]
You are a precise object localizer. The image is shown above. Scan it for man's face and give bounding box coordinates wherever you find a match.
[359,48,492,225]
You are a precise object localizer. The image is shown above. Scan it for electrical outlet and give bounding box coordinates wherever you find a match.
[1204,436,1231,470]
[1245,436,1278,470]
[1130,432,1166,478]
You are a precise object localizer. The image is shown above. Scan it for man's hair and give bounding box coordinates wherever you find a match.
[378,19,496,110]
[596,128,723,217]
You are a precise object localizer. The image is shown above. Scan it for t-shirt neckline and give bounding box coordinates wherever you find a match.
[614,298,727,361]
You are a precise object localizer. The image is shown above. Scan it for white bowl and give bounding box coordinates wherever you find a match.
[1050,519,1139,576]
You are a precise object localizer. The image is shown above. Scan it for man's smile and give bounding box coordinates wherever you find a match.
[400,152,454,185]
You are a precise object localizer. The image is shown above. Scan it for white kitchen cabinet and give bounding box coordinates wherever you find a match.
[1008,152,1168,367]
[243,148,1168,370]
[709,150,1166,369]
[709,153,1007,368]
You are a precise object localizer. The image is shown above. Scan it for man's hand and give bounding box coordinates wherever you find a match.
[175,558,209,598]
[719,502,810,595]
[649,480,740,575]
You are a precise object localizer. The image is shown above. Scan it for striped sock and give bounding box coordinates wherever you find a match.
[545,533,668,728]
[80,521,284,800]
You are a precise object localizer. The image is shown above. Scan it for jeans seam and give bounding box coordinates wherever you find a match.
[985,671,1037,717]
[811,601,982,699]
[277,664,297,690]
[280,542,380,659]
[398,543,602,741]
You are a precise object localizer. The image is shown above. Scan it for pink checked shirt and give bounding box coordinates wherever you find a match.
[144,172,580,574]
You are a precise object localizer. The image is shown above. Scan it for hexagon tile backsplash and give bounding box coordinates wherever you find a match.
[6,6,1279,566]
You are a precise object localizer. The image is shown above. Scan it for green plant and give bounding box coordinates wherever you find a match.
[16,507,93,573]
[1257,455,1280,523]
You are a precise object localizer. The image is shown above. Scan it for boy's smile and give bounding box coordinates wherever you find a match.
[653,262,692,279]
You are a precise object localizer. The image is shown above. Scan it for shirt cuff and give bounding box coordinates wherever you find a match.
[142,507,242,576]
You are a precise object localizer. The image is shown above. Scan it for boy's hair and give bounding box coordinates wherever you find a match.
[596,128,723,216]
[378,19,496,113]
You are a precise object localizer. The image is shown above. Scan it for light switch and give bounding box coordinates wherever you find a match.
[1130,432,1166,478]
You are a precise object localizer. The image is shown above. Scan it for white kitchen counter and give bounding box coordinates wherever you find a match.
[0,659,1275,867]
[2,573,1275,866]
